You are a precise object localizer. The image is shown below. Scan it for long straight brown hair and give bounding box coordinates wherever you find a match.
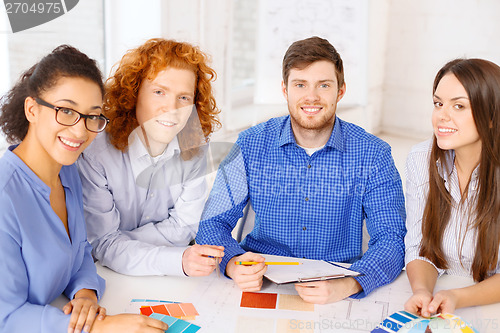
[420,58,500,282]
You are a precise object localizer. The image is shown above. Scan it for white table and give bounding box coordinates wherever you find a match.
[66,263,498,333]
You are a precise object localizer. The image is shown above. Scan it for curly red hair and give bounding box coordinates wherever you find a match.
[104,38,220,158]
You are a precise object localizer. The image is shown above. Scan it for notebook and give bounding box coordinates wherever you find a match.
[262,254,361,285]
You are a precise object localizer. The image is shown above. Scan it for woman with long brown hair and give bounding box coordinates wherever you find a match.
[405,58,500,317]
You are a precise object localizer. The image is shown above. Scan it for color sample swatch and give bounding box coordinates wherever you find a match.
[277,294,314,312]
[140,303,199,320]
[149,313,201,333]
[236,316,275,333]
[371,311,479,333]
[240,292,278,309]
[276,319,314,333]
[126,299,177,314]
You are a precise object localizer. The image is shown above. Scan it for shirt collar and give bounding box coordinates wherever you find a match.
[4,145,51,197]
[128,130,180,181]
[436,149,480,182]
[278,116,345,152]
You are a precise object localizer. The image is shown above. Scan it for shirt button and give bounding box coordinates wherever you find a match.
[145,216,150,220]
[302,226,307,230]
[305,197,309,201]
[150,193,155,197]
[307,164,311,169]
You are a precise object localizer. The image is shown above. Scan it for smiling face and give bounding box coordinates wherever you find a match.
[26,76,103,166]
[136,67,196,152]
[432,73,481,156]
[282,60,345,136]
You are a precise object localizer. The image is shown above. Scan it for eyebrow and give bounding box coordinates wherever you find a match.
[55,99,102,110]
[433,94,469,101]
[151,82,195,97]
[290,79,336,84]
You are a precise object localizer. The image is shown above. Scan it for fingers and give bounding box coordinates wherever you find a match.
[294,282,327,304]
[227,253,267,291]
[66,298,100,333]
[238,251,266,263]
[404,291,433,317]
[97,307,106,320]
[194,244,225,257]
[63,302,73,315]
[145,316,169,331]
[81,305,99,333]
[183,245,225,276]
[427,293,444,315]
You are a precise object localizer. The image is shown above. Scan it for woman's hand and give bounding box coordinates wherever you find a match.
[404,288,434,317]
[63,289,105,333]
[90,314,168,333]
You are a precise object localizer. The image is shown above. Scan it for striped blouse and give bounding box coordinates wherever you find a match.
[404,139,500,276]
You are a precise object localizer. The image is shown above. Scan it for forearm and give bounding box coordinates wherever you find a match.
[350,231,405,297]
[452,273,500,309]
[93,234,186,276]
[407,259,438,293]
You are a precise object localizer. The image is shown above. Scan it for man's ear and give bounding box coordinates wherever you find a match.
[337,82,346,102]
[24,96,38,123]
[281,80,288,101]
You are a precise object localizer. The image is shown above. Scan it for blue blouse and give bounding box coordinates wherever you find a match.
[0,146,105,332]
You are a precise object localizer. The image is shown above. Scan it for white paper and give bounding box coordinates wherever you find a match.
[262,254,361,284]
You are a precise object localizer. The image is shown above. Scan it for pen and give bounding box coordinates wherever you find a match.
[209,256,221,277]
[235,261,302,265]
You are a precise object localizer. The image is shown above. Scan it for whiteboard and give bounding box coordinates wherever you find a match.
[254,0,368,107]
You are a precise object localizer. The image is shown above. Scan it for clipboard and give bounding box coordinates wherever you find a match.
[262,254,361,285]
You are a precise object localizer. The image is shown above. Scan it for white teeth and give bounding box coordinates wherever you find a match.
[302,107,321,112]
[438,128,457,133]
[157,120,176,126]
[59,137,81,148]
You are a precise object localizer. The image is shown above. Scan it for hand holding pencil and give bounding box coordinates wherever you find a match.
[182,244,224,277]
[227,252,267,292]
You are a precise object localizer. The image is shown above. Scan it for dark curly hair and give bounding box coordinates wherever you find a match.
[0,45,104,143]
[104,38,220,160]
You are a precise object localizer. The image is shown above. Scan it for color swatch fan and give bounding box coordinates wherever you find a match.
[372,311,478,333]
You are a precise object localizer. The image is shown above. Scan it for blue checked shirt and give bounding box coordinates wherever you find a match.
[196,116,406,297]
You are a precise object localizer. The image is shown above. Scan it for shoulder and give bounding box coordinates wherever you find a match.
[0,153,20,195]
[237,116,287,145]
[405,139,433,184]
[340,119,391,154]
[80,132,121,162]
[406,139,433,167]
[0,158,23,237]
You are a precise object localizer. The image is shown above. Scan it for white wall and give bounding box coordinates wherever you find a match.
[104,0,161,76]
[382,0,500,139]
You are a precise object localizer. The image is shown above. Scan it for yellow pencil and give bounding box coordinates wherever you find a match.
[235,261,301,265]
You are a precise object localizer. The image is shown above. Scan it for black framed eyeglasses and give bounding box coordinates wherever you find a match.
[35,97,109,133]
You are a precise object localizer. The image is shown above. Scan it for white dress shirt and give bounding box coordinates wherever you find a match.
[76,131,208,276]
[405,139,500,276]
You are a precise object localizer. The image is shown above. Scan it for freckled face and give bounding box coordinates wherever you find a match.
[136,67,196,145]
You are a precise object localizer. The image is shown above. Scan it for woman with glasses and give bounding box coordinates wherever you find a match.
[77,38,224,277]
[0,45,168,333]
[405,58,500,317]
